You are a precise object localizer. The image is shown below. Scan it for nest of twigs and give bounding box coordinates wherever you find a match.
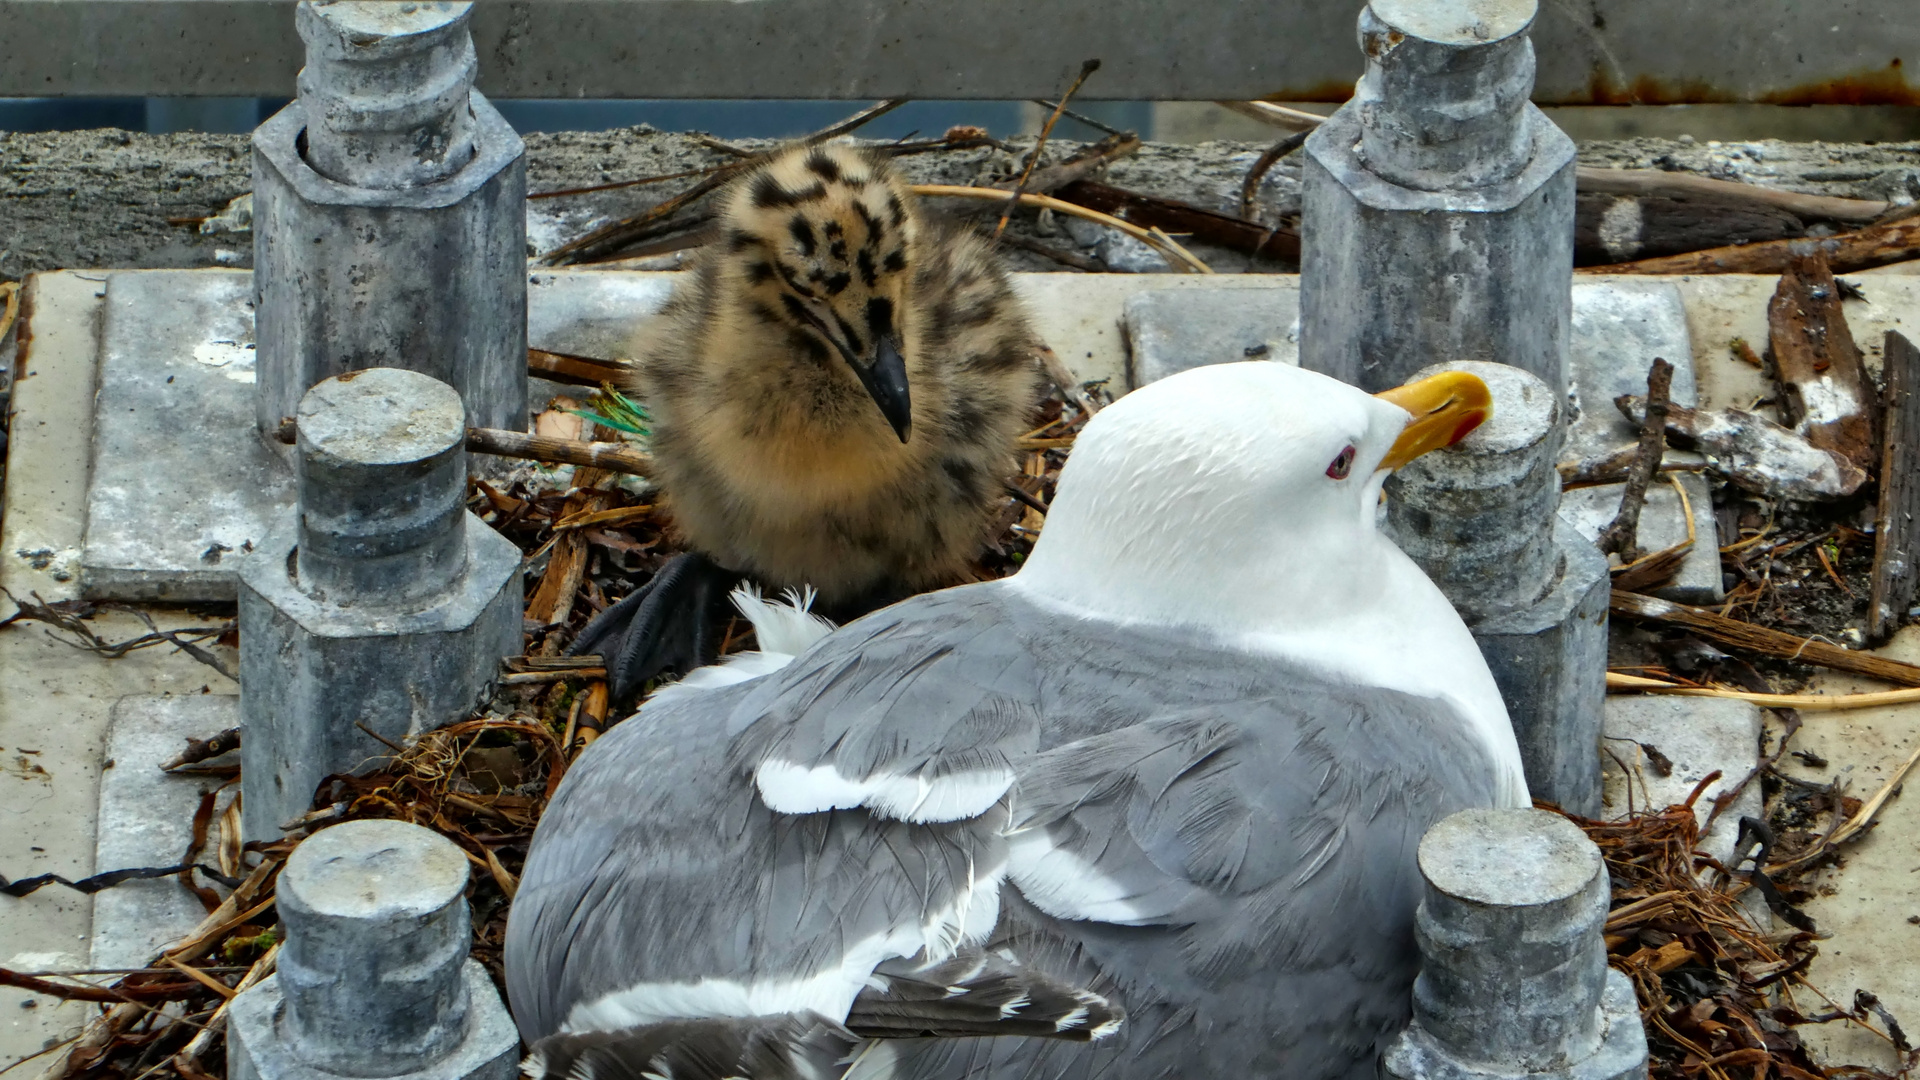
[1571,778,1916,1080]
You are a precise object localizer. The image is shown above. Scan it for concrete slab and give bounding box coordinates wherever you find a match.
[80,270,291,602]
[1560,471,1723,604]
[1,272,239,1066]
[1599,695,1761,866]
[1121,285,1300,387]
[1563,279,1698,462]
[4,272,109,601]
[90,695,239,970]
[1767,625,1920,1072]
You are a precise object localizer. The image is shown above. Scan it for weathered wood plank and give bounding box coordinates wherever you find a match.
[1766,250,1878,477]
[1870,330,1920,644]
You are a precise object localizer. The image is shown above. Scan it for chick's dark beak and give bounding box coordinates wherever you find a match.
[851,334,913,442]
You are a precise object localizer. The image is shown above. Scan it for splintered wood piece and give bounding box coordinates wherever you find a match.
[1870,330,1920,645]
[526,468,614,631]
[1767,250,1877,477]
[1610,590,1920,688]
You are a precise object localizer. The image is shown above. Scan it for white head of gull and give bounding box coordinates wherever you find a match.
[505,358,1533,1080]
[1016,360,1529,808]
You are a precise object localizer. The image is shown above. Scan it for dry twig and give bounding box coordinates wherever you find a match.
[1599,359,1674,558]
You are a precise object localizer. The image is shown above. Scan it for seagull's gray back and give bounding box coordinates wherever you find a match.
[506,583,1501,1079]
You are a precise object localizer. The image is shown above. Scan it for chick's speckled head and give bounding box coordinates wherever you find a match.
[716,142,922,440]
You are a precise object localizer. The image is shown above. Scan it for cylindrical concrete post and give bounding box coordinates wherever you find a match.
[1384,809,1647,1080]
[294,368,469,606]
[1385,361,1608,817]
[1299,0,1575,396]
[279,820,473,1075]
[253,0,527,437]
[228,820,520,1080]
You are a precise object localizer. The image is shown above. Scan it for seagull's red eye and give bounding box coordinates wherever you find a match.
[1326,446,1356,480]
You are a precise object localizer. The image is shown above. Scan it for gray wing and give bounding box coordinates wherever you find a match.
[504,585,1042,1043]
[725,586,1046,824]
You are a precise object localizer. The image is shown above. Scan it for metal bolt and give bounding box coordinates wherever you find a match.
[293,368,469,607]
[1355,0,1539,190]
[276,819,473,1077]
[1385,808,1648,1080]
[295,1,479,189]
[1386,360,1560,623]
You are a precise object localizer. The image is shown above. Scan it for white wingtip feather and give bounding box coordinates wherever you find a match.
[731,583,837,656]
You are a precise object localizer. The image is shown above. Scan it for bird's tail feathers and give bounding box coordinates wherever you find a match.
[849,950,1124,1042]
[729,583,838,657]
[522,1013,860,1080]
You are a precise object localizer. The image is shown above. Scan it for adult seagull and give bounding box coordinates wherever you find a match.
[505,361,1528,1080]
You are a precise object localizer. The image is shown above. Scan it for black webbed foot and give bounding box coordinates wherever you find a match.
[566,552,740,708]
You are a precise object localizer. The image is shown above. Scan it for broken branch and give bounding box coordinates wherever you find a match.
[466,427,653,478]
[1598,359,1673,558]
[1609,590,1920,687]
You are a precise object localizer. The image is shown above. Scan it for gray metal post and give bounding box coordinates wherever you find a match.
[1386,361,1608,816]
[1298,0,1575,396]
[239,369,522,841]
[253,0,527,437]
[1384,808,1647,1080]
[228,819,519,1080]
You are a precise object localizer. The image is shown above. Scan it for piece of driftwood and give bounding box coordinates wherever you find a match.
[1599,359,1673,558]
[1610,590,1920,688]
[1054,179,1300,262]
[466,427,654,478]
[1574,192,1806,266]
[1767,250,1878,477]
[1614,396,1866,501]
[1573,166,1889,225]
[1587,219,1920,276]
[1870,330,1920,644]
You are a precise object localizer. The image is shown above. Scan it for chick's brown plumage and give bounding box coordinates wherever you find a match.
[628,142,1048,606]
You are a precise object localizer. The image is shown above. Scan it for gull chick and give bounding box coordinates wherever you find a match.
[574,141,1048,701]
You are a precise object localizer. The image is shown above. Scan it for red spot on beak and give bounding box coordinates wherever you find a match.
[1450,414,1487,445]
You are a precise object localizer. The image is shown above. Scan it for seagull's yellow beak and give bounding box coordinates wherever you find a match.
[1373,371,1493,471]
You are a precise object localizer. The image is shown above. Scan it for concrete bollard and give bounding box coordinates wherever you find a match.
[1384,808,1647,1080]
[228,819,518,1080]
[239,369,522,841]
[253,0,528,437]
[1299,0,1575,396]
[1386,361,1608,816]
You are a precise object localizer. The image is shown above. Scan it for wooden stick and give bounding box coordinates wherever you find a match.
[1870,330,1920,644]
[1609,590,1920,687]
[1574,166,1889,225]
[500,669,607,686]
[997,59,1101,239]
[1212,99,1328,131]
[528,348,630,388]
[1608,671,1920,711]
[1056,179,1299,262]
[160,956,235,1000]
[1598,359,1673,558]
[173,945,278,1069]
[1240,130,1309,219]
[1585,219,1920,276]
[466,427,653,478]
[912,185,1213,273]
